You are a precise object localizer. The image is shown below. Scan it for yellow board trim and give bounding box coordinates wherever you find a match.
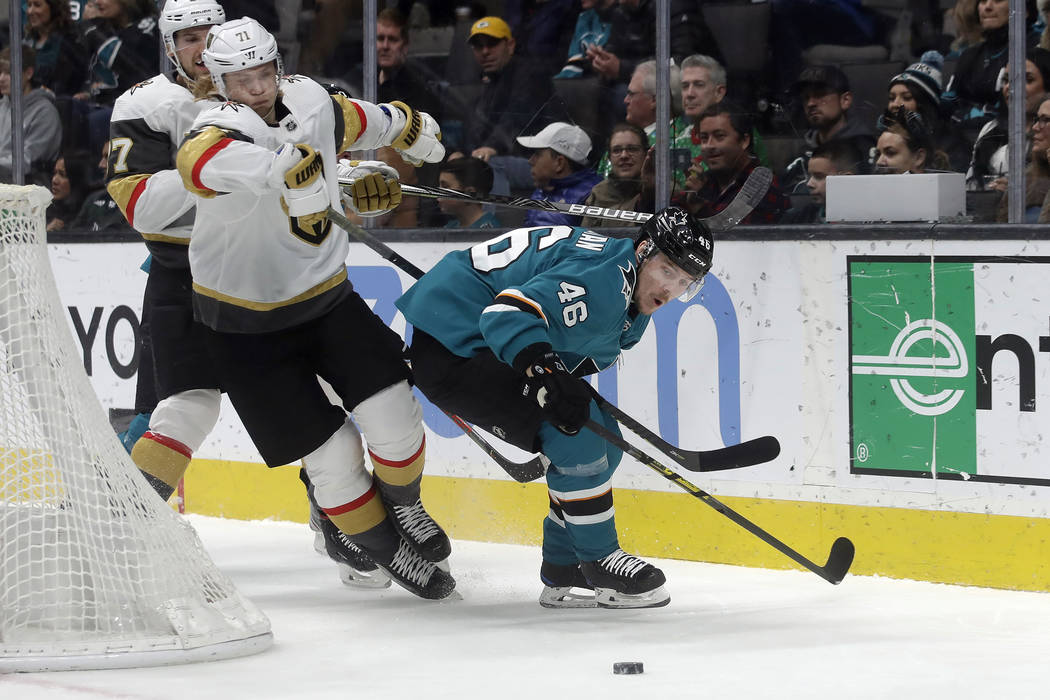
[182,458,1050,592]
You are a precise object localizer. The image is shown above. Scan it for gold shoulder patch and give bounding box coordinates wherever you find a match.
[332,94,364,152]
[176,125,231,198]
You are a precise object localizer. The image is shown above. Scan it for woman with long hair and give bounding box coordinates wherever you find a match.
[46,150,95,232]
[967,47,1050,189]
[995,93,1050,222]
[874,106,951,174]
[24,0,87,97]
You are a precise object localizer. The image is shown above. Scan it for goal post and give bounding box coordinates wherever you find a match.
[0,185,273,672]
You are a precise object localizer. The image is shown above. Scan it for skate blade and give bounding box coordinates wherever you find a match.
[594,585,670,609]
[312,531,326,557]
[538,586,598,609]
[338,563,392,590]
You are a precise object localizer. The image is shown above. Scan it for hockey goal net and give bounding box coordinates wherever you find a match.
[0,185,272,672]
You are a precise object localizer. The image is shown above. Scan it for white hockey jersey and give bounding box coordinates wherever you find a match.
[107,73,208,268]
[176,75,401,333]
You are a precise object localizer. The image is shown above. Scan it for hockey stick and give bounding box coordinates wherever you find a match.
[584,418,854,585]
[326,205,547,483]
[344,166,775,231]
[591,393,780,471]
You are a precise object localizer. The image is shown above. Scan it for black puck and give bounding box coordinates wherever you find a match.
[613,661,644,675]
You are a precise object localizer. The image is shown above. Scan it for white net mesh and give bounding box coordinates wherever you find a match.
[0,185,272,672]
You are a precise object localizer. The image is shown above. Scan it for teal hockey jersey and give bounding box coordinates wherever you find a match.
[396,225,649,375]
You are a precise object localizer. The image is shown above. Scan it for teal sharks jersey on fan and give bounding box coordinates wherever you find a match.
[396,225,649,375]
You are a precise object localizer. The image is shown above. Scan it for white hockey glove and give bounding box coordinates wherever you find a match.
[380,100,445,166]
[270,143,331,221]
[337,159,402,217]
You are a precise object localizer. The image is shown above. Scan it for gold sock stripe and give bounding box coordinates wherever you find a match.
[325,484,388,535]
[369,440,425,487]
[131,433,191,490]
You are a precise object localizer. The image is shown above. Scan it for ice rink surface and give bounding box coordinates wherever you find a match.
[3,515,1048,699]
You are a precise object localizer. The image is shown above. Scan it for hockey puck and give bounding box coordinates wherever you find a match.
[613,661,644,675]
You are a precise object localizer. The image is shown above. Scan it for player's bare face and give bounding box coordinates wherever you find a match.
[224,63,279,118]
[634,250,698,315]
[173,26,212,82]
[887,84,917,114]
[26,0,51,32]
[376,22,407,70]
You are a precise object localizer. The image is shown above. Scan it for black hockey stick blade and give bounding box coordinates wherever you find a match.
[389,182,654,224]
[696,166,773,231]
[445,413,547,483]
[327,206,548,483]
[592,394,780,471]
[822,537,856,585]
[584,418,854,585]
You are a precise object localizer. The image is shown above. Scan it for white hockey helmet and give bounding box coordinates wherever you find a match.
[159,0,226,83]
[201,17,283,99]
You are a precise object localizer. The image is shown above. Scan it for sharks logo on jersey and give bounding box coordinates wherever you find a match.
[618,261,636,309]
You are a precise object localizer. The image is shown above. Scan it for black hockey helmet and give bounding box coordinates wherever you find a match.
[637,206,713,298]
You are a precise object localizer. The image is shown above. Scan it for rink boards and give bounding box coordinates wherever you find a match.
[50,236,1050,592]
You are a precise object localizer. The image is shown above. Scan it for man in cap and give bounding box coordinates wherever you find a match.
[783,65,875,192]
[459,15,555,194]
[516,121,603,227]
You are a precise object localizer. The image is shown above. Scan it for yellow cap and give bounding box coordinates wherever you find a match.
[468,16,512,43]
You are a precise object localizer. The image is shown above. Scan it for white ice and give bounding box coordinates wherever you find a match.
[3,515,1048,699]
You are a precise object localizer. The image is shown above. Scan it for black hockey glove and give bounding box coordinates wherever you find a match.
[518,348,591,436]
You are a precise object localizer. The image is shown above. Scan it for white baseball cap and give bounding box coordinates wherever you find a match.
[516,122,592,165]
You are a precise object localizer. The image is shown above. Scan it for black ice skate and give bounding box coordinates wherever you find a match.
[538,561,596,608]
[580,549,670,609]
[375,536,457,600]
[382,496,452,564]
[350,519,456,600]
[309,504,391,589]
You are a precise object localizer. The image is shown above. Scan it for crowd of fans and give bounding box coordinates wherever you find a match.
[6,0,1050,231]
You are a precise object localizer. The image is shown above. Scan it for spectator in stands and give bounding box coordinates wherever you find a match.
[967,47,1050,188]
[650,100,789,224]
[0,45,62,186]
[596,60,684,177]
[886,50,968,170]
[72,0,159,156]
[554,0,614,80]
[874,107,951,174]
[46,150,93,231]
[943,0,1041,150]
[438,156,501,228]
[24,0,88,97]
[504,0,577,78]
[769,0,885,97]
[994,93,1050,222]
[581,122,646,229]
[673,54,727,188]
[585,0,720,87]
[516,121,602,227]
[457,16,554,194]
[783,65,876,192]
[781,138,867,224]
[70,139,126,230]
[946,0,983,57]
[374,6,443,211]
[376,8,442,122]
